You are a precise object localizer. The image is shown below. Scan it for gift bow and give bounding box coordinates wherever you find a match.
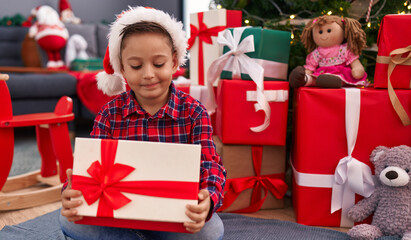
[188,12,226,85]
[219,146,288,213]
[207,27,270,132]
[387,45,411,126]
[331,156,375,220]
[73,139,198,218]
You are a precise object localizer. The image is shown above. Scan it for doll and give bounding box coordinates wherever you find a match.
[28,5,69,69]
[289,15,369,88]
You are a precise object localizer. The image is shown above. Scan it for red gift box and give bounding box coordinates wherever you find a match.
[375,14,411,89]
[374,15,411,125]
[292,87,411,227]
[72,138,201,233]
[216,80,289,145]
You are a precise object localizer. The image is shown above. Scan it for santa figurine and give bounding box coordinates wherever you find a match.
[59,0,81,24]
[28,5,69,69]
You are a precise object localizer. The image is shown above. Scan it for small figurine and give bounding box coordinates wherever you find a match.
[29,5,69,69]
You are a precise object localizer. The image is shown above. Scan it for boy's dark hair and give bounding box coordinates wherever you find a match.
[119,21,176,53]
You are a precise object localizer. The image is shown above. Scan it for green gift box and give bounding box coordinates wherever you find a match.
[70,58,104,71]
[220,27,291,81]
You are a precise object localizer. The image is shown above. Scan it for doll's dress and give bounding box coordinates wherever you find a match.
[304,43,369,86]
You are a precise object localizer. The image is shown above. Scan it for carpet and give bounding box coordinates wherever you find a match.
[9,134,42,177]
[0,209,401,240]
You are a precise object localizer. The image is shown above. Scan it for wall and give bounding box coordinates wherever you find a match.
[0,0,182,24]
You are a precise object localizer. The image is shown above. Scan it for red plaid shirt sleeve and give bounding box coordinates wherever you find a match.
[191,107,226,213]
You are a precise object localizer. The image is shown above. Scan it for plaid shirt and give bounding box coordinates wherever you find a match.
[90,82,226,213]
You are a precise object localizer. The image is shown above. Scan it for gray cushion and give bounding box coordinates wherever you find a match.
[0,26,28,66]
[96,23,109,58]
[6,73,77,99]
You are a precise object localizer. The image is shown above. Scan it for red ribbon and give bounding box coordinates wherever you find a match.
[72,139,198,218]
[188,12,226,85]
[219,146,288,213]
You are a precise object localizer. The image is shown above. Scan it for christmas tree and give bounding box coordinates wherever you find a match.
[212,0,411,82]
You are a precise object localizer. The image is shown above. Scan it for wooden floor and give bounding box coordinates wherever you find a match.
[0,195,348,233]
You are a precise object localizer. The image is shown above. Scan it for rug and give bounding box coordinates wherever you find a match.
[0,209,401,240]
[9,134,42,177]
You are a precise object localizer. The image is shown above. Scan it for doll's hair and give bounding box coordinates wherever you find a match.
[301,15,367,56]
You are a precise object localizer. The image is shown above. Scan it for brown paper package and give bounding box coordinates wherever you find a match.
[214,136,286,212]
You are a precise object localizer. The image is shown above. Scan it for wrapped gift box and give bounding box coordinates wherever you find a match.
[374,14,411,89]
[71,138,201,233]
[173,78,210,106]
[220,27,291,81]
[189,9,242,86]
[216,80,289,145]
[292,87,411,227]
[214,136,287,213]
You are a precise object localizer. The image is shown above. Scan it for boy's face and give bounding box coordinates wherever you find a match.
[120,32,178,105]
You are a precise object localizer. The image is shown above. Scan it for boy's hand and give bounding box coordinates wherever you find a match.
[61,169,84,222]
[184,189,211,233]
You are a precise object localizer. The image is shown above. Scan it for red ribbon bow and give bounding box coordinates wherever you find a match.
[219,146,288,213]
[188,12,226,85]
[72,139,198,218]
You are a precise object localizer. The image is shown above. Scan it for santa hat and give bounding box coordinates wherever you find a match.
[96,6,187,96]
[59,0,72,13]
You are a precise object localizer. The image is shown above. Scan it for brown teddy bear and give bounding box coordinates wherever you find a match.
[347,145,411,240]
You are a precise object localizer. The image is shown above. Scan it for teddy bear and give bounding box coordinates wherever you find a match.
[28,5,69,69]
[289,15,369,88]
[347,145,411,240]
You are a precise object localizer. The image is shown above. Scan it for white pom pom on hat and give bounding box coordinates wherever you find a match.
[96,6,188,96]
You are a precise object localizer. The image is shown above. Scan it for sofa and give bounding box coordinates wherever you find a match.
[0,23,110,127]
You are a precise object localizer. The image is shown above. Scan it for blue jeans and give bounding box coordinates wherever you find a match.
[59,213,224,240]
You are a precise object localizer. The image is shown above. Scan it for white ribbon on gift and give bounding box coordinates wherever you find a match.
[206,27,271,132]
[254,59,288,80]
[330,88,375,227]
[246,90,288,102]
[292,88,375,227]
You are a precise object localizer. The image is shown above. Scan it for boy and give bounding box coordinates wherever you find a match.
[60,6,226,240]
